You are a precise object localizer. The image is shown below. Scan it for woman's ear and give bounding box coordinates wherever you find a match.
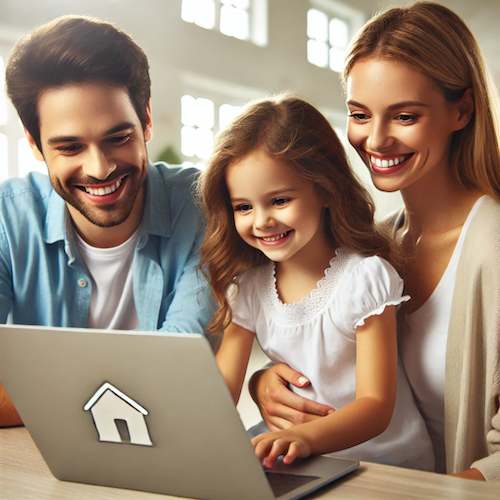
[454,88,474,131]
[23,127,45,162]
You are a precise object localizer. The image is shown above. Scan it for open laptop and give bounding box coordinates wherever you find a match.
[0,324,358,500]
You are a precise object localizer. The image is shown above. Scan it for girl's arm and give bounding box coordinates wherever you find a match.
[216,322,255,404]
[252,306,398,467]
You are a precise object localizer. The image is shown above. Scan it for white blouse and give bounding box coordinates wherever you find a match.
[231,248,434,470]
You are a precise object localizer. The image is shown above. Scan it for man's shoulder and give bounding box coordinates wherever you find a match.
[0,172,53,203]
[148,162,200,191]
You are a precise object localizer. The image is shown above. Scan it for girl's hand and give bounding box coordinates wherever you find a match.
[251,430,312,468]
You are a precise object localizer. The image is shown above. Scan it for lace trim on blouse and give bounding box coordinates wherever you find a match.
[259,247,351,326]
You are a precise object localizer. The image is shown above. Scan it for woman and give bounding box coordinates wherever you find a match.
[250,1,500,480]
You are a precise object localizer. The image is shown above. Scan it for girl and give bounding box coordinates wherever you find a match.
[251,1,500,481]
[198,95,434,470]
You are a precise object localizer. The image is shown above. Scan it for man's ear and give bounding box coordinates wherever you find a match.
[454,88,474,132]
[144,101,153,143]
[23,128,45,162]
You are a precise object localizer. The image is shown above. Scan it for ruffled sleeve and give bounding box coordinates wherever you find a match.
[227,270,258,333]
[334,256,409,335]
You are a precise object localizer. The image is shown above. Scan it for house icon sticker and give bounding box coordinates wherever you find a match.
[84,382,153,447]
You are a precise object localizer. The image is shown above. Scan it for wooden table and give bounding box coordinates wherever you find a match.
[1,427,499,499]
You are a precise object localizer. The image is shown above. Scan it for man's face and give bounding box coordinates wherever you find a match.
[28,82,152,246]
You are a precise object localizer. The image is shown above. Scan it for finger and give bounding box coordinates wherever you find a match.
[283,442,302,464]
[271,363,308,386]
[265,439,290,468]
[253,437,274,463]
[265,415,295,432]
[267,389,334,419]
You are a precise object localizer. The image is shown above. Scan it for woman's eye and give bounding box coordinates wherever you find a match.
[348,113,369,121]
[272,198,289,206]
[235,204,252,213]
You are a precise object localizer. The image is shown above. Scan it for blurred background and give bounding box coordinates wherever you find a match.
[1,0,499,217]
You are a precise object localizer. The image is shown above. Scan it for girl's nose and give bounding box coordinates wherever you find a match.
[254,208,275,230]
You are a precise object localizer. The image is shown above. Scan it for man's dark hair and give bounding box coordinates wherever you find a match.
[5,15,151,152]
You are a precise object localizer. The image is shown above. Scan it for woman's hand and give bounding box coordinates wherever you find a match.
[251,430,312,468]
[249,363,334,431]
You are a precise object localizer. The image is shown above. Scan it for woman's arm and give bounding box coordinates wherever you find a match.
[252,307,398,467]
[216,322,255,404]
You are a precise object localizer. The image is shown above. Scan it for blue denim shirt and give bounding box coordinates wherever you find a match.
[0,162,215,332]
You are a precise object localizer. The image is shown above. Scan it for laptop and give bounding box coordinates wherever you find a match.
[0,324,358,500]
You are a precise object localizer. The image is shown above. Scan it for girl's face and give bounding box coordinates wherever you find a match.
[346,58,467,194]
[225,150,327,265]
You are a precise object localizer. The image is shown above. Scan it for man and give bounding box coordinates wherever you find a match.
[0,16,214,426]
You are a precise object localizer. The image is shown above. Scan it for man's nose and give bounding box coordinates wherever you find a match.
[82,147,117,180]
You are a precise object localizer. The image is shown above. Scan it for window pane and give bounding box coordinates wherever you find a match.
[181,95,196,126]
[181,125,197,157]
[219,104,242,130]
[195,98,214,129]
[195,128,214,159]
[329,18,349,49]
[18,138,46,177]
[329,47,345,73]
[0,134,7,182]
[0,91,7,126]
[220,5,249,40]
[307,9,328,42]
[307,39,328,68]
[182,0,215,29]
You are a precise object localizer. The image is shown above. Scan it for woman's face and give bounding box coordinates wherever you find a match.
[346,58,466,194]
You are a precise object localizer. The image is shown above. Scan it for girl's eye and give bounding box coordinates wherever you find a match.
[348,113,369,122]
[395,114,418,124]
[234,204,252,213]
[107,134,130,145]
[272,198,289,206]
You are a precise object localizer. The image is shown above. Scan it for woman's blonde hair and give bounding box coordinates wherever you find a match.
[343,1,500,198]
[198,94,401,334]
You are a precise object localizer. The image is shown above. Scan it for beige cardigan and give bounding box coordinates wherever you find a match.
[390,196,500,480]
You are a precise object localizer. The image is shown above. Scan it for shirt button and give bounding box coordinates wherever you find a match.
[78,278,88,288]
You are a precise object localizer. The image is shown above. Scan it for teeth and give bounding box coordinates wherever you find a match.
[371,155,409,168]
[261,232,288,242]
[84,179,121,196]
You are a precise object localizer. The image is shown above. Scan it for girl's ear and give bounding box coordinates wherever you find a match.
[24,127,44,162]
[453,88,474,132]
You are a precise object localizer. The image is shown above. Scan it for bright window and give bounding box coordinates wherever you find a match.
[307,2,364,73]
[181,95,243,165]
[0,134,7,181]
[182,0,267,46]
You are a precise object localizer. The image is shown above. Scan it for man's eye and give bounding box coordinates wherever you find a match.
[235,204,252,213]
[107,134,130,144]
[57,144,81,153]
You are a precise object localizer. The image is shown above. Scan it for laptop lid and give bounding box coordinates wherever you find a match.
[0,325,358,500]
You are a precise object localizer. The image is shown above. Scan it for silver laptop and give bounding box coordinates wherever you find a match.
[0,324,358,500]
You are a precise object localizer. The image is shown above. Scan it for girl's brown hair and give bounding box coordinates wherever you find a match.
[199,94,401,335]
[343,1,500,199]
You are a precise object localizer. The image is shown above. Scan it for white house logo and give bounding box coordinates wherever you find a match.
[84,382,153,447]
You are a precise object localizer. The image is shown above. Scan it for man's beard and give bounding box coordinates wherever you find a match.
[50,162,148,228]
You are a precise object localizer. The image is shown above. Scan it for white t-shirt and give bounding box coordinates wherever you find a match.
[75,229,140,330]
[231,249,434,470]
[399,196,485,473]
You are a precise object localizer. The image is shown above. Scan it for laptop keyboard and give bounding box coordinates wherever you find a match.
[265,471,319,497]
